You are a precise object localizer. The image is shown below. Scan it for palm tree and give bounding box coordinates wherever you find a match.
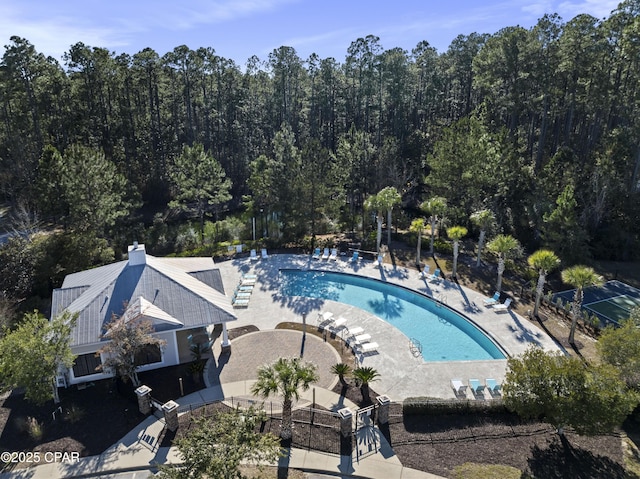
[365,187,401,254]
[364,193,385,255]
[527,249,561,318]
[251,357,319,440]
[561,266,604,345]
[352,366,380,405]
[470,209,495,267]
[487,234,522,293]
[331,363,351,385]
[378,186,402,246]
[410,218,425,265]
[447,226,467,280]
[421,196,447,255]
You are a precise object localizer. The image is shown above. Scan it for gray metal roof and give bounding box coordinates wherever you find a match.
[51,253,237,347]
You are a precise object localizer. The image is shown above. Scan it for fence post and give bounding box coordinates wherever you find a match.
[376,395,390,425]
[338,407,353,438]
[162,400,180,432]
[135,385,152,415]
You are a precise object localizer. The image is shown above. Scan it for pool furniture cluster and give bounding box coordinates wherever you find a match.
[312,247,338,261]
[451,378,502,398]
[232,274,257,308]
[249,248,269,261]
[317,311,379,355]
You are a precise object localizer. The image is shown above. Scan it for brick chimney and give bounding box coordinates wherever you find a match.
[128,241,147,265]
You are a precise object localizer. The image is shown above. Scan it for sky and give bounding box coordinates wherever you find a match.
[0,0,622,67]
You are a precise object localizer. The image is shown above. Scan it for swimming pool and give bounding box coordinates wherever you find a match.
[279,269,506,362]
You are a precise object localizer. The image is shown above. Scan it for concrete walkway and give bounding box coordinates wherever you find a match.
[0,383,444,479]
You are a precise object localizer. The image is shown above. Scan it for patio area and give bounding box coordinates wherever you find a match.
[213,253,563,401]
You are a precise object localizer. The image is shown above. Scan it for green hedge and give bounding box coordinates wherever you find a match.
[403,397,507,415]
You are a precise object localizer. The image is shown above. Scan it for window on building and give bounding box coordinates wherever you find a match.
[73,353,102,377]
[135,344,162,366]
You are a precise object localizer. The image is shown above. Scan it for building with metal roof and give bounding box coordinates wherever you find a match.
[51,242,236,386]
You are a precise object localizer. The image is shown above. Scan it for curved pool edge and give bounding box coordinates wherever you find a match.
[279,268,510,362]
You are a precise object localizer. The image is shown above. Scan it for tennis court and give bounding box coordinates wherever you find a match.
[552,280,640,327]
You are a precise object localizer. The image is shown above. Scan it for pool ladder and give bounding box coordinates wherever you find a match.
[409,338,422,357]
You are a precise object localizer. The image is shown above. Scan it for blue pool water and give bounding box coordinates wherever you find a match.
[279,270,506,362]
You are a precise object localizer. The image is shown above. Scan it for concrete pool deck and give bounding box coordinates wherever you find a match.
[215,253,564,401]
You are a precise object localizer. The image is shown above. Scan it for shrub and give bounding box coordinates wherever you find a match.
[65,404,86,424]
[433,238,453,255]
[16,416,44,441]
[403,397,507,416]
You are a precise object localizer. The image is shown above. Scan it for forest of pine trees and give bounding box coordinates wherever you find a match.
[1,2,639,315]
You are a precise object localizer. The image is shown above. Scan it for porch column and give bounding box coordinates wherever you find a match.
[221,322,231,353]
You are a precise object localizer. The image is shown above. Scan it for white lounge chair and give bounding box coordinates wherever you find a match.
[312,247,321,260]
[261,248,269,259]
[329,248,338,261]
[354,333,371,344]
[451,379,467,395]
[344,326,364,337]
[249,249,258,261]
[493,298,512,312]
[331,317,347,330]
[374,255,383,268]
[318,311,334,326]
[483,292,500,306]
[240,277,256,286]
[232,297,250,308]
[321,247,330,260]
[236,284,254,292]
[418,266,431,279]
[242,274,257,280]
[233,291,251,299]
[361,342,379,353]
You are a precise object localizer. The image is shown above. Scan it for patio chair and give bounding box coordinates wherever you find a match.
[469,379,485,395]
[493,298,512,312]
[321,247,330,260]
[350,251,359,262]
[483,291,500,306]
[485,378,502,394]
[261,248,269,259]
[329,248,338,261]
[361,342,379,353]
[451,379,467,395]
[317,311,334,327]
[374,255,383,268]
[428,268,442,282]
[418,265,431,279]
[232,297,250,308]
[312,247,321,260]
[249,249,258,261]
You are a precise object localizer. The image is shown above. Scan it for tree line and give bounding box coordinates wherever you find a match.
[1,2,639,307]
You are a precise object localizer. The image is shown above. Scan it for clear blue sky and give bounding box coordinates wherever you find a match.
[2,0,620,66]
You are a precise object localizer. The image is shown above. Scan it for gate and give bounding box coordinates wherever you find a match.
[354,404,379,460]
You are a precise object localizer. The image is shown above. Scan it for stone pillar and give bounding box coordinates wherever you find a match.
[376,395,391,425]
[135,385,152,415]
[221,322,231,353]
[163,400,179,432]
[337,407,353,438]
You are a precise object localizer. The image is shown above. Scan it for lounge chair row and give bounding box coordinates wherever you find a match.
[317,311,379,354]
[451,378,502,397]
[249,248,269,261]
[312,247,338,261]
[482,292,512,312]
[232,274,257,308]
